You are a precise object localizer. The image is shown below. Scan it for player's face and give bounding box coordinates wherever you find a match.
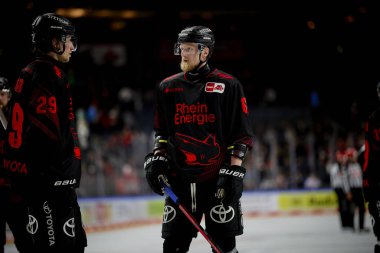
[179,43,201,72]
[57,35,77,63]
[0,90,10,107]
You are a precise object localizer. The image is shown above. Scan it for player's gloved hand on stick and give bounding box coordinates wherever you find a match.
[144,153,169,196]
[215,164,246,207]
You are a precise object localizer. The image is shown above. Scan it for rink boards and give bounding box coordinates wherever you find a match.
[78,188,338,232]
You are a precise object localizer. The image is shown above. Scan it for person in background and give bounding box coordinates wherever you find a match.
[303,170,321,189]
[144,26,253,252]
[2,13,87,253]
[360,82,380,253]
[328,149,354,231]
[0,76,11,253]
[345,147,369,233]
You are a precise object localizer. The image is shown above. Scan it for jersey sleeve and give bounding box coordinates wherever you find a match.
[224,79,254,149]
[362,111,380,187]
[153,81,169,139]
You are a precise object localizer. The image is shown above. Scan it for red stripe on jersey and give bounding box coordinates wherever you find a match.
[54,66,62,78]
[74,147,81,159]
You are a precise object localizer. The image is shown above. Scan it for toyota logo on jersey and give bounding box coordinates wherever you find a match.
[205,82,225,93]
[26,215,38,235]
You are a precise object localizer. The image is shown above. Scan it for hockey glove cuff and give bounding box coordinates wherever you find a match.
[144,153,169,196]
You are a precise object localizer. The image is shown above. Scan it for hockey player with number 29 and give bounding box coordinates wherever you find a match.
[144,26,253,253]
[361,82,380,253]
[2,13,87,253]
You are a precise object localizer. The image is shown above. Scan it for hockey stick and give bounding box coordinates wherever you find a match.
[0,109,7,129]
[159,176,224,253]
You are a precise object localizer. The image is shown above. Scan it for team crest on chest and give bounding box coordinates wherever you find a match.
[205,82,225,93]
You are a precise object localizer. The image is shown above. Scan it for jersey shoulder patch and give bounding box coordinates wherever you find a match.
[205,82,225,93]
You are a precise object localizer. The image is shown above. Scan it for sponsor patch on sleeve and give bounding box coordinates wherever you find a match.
[205,82,225,93]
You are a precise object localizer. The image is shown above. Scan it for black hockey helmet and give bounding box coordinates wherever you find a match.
[31,13,77,53]
[174,26,215,59]
[0,77,8,90]
[0,77,10,96]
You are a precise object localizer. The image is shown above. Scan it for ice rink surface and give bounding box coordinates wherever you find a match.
[5,213,375,253]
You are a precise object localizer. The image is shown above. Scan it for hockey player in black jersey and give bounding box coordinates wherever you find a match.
[361,82,380,253]
[0,77,12,253]
[144,26,253,252]
[2,13,87,253]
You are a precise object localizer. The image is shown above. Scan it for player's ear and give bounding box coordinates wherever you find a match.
[201,47,209,61]
[51,37,61,51]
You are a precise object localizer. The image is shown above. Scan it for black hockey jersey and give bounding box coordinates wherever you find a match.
[154,65,253,182]
[0,107,10,187]
[363,106,380,187]
[3,56,81,191]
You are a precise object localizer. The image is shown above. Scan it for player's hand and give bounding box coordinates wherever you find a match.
[144,153,169,196]
[215,164,246,207]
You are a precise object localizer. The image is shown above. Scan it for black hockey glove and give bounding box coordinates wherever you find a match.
[144,153,169,196]
[215,165,246,207]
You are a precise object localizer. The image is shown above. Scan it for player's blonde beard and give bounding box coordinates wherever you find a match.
[180,60,197,73]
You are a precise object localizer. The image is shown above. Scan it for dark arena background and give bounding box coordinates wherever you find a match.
[0,1,379,252]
